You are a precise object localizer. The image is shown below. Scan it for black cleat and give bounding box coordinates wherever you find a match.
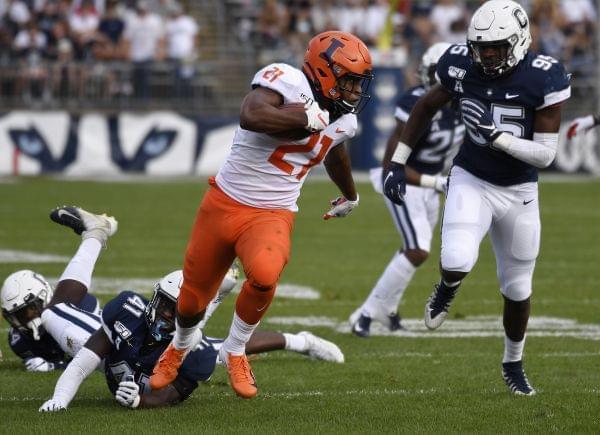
[50,205,85,235]
[351,314,372,338]
[388,312,405,331]
[424,283,458,330]
[502,361,536,396]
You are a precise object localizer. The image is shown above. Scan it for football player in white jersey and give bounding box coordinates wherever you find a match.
[350,42,464,337]
[382,0,570,395]
[151,31,373,399]
[1,206,116,371]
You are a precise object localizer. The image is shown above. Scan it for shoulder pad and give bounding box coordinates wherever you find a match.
[251,63,305,103]
[436,45,470,93]
[101,291,148,341]
[526,53,571,109]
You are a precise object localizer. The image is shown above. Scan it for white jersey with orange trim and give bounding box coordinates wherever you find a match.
[215,63,358,212]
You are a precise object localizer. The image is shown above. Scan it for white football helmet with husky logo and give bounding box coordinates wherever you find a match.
[418,42,452,89]
[1,270,53,341]
[467,0,531,77]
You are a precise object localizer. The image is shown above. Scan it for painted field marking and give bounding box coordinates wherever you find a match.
[266,315,600,341]
[43,277,321,300]
[0,250,69,263]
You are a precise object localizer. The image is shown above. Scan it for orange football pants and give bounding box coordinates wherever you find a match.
[178,178,295,325]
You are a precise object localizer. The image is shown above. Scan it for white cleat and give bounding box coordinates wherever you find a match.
[50,205,118,247]
[424,284,457,330]
[298,331,344,363]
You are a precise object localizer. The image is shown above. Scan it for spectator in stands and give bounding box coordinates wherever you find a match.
[530,0,566,59]
[362,0,389,47]
[429,0,468,44]
[5,0,31,35]
[310,0,338,34]
[337,0,365,38]
[123,0,164,99]
[165,2,198,98]
[70,0,100,60]
[559,0,596,76]
[256,0,289,49]
[13,20,48,102]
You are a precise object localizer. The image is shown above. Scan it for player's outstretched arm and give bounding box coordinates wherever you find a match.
[322,144,359,219]
[39,329,111,412]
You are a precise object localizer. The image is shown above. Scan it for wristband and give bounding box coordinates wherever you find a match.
[391,142,411,164]
[492,132,513,151]
[420,175,437,189]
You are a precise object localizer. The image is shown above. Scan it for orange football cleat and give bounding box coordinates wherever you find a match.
[150,344,186,390]
[221,351,258,398]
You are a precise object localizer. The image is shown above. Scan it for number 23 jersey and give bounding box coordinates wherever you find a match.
[436,44,570,185]
[216,63,358,212]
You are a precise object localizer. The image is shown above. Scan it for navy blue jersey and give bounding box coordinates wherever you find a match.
[7,293,100,367]
[102,291,218,401]
[396,85,464,175]
[436,44,570,185]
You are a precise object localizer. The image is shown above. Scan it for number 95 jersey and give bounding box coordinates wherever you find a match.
[436,44,570,186]
[216,63,358,212]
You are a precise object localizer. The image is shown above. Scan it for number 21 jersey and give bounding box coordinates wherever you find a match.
[216,63,358,212]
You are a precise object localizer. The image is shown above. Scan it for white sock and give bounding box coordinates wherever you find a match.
[362,252,416,316]
[283,333,308,353]
[503,335,526,363]
[59,238,103,289]
[222,313,259,356]
[173,319,201,350]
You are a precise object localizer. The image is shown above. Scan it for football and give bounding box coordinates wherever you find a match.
[268,103,313,141]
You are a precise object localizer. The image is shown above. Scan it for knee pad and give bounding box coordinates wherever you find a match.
[500,280,532,302]
[441,229,477,272]
[246,248,285,290]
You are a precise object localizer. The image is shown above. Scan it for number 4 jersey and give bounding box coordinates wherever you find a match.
[101,291,219,400]
[216,63,358,212]
[436,44,570,185]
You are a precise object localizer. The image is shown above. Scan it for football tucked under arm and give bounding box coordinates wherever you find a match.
[267,103,316,141]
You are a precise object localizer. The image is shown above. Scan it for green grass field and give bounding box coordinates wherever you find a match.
[1,177,599,433]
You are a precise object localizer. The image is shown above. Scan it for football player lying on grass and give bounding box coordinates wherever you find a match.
[38,206,344,411]
[1,206,113,372]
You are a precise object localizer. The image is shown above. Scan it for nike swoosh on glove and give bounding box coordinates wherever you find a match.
[382,162,406,205]
[460,98,502,143]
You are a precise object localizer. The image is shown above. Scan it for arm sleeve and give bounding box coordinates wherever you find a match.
[49,347,102,407]
[493,132,558,168]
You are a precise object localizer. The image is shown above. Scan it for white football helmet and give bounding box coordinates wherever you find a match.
[418,42,452,89]
[1,270,53,340]
[145,270,182,341]
[467,0,531,77]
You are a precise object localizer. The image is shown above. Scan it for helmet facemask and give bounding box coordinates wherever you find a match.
[331,69,373,115]
[145,285,177,342]
[468,38,516,78]
[2,293,46,340]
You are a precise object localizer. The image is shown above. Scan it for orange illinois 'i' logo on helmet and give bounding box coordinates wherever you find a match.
[303,31,373,115]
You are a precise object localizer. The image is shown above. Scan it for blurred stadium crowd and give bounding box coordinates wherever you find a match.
[242,0,597,89]
[0,0,597,114]
[0,0,199,105]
